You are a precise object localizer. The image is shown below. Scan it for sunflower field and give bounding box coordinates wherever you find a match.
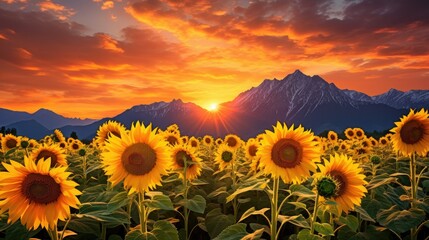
[0,109,428,240]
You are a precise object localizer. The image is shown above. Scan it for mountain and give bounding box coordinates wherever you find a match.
[0,108,97,130]
[6,70,429,140]
[5,120,50,139]
[344,88,429,110]
[373,89,429,109]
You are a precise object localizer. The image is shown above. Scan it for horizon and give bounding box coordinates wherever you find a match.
[1,0,429,118]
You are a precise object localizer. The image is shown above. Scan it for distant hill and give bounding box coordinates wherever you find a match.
[5,120,50,139]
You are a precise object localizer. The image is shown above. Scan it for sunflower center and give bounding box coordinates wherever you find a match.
[356,131,363,137]
[175,150,192,168]
[226,137,237,147]
[330,135,336,141]
[400,120,424,144]
[36,150,58,167]
[329,170,347,197]
[121,143,156,175]
[248,145,258,157]
[167,136,178,146]
[22,173,61,204]
[347,130,354,137]
[72,143,79,150]
[6,139,17,149]
[271,139,302,168]
[191,140,198,147]
[221,151,233,162]
[205,138,211,144]
[381,139,387,144]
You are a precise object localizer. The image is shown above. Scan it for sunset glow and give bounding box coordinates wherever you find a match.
[208,103,218,112]
[0,0,428,119]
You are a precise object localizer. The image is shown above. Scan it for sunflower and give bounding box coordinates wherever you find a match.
[245,138,259,161]
[167,124,179,133]
[44,136,53,145]
[53,129,66,143]
[181,136,189,145]
[379,136,389,146]
[31,144,67,167]
[171,145,202,180]
[224,134,241,150]
[101,121,171,193]
[214,144,237,171]
[95,120,126,147]
[257,122,320,184]
[339,142,348,151]
[68,139,82,152]
[391,109,429,156]
[368,137,378,147]
[315,154,367,213]
[163,132,182,147]
[215,138,223,146]
[344,128,355,140]
[58,141,67,149]
[202,135,214,147]
[1,134,20,152]
[67,138,74,144]
[360,139,372,149]
[353,128,365,140]
[188,137,200,149]
[28,139,39,148]
[256,133,265,143]
[0,157,81,230]
[327,131,338,142]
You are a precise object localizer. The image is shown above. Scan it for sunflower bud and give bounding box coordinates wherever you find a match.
[370,155,381,164]
[78,149,86,157]
[20,140,29,148]
[316,176,338,198]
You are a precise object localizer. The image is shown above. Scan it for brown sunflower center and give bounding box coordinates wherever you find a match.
[21,173,61,204]
[72,143,79,150]
[380,139,387,145]
[271,139,303,168]
[6,139,17,149]
[167,136,178,146]
[357,148,367,154]
[329,170,347,197]
[121,143,156,175]
[205,138,211,144]
[347,130,354,137]
[191,140,198,147]
[36,150,58,167]
[330,135,336,140]
[175,150,193,168]
[226,137,237,147]
[356,131,363,137]
[340,144,346,150]
[221,151,233,162]
[248,145,258,157]
[59,142,66,148]
[400,120,424,144]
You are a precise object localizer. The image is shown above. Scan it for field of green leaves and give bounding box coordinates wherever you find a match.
[0,109,428,240]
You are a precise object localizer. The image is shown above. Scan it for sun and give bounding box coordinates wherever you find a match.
[208,103,218,112]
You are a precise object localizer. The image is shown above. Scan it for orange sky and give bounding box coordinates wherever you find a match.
[0,0,428,119]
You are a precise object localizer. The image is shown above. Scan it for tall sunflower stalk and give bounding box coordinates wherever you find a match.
[390,109,429,240]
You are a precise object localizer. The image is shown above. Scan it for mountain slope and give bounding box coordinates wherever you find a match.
[5,120,50,139]
[373,89,429,109]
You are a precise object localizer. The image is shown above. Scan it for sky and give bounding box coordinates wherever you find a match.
[0,0,428,119]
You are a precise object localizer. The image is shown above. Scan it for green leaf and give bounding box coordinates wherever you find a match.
[108,234,123,240]
[190,179,209,186]
[125,221,178,240]
[338,215,359,232]
[367,173,396,190]
[242,228,264,240]
[145,194,174,211]
[288,202,308,211]
[278,214,310,229]
[78,202,130,226]
[67,217,100,235]
[290,184,316,198]
[238,207,269,223]
[181,195,206,214]
[4,148,16,157]
[354,205,376,222]
[376,206,425,233]
[207,187,228,198]
[205,208,235,239]
[108,191,130,212]
[297,229,324,240]
[313,222,334,236]
[226,181,267,203]
[213,223,248,240]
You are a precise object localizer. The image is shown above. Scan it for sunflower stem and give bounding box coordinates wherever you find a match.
[48,225,59,240]
[231,157,238,222]
[82,156,87,188]
[183,156,190,240]
[138,191,147,233]
[270,177,279,240]
[310,192,320,235]
[101,223,107,240]
[59,218,72,240]
[127,196,133,231]
[410,152,417,240]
